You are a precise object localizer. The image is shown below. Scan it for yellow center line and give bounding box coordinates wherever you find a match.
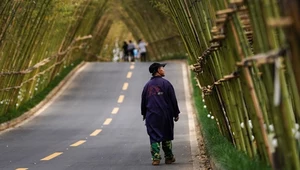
[122,83,129,90]
[118,95,124,103]
[70,140,86,147]
[130,65,135,69]
[103,118,112,125]
[41,152,63,161]
[126,72,132,78]
[16,168,28,170]
[90,129,102,136]
[111,107,119,114]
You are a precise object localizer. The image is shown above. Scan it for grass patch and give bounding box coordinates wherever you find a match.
[190,71,271,170]
[0,59,83,124]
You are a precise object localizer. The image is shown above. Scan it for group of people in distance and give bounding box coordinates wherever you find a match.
[122,39,148,62]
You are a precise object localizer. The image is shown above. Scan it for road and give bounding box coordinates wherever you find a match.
[0,61,200,170]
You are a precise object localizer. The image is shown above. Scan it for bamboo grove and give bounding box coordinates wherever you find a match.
[155,0,300,169]
[102,0,186,61]
[0,0,185,123]
[1,0,299,169]
[0,0,111,120]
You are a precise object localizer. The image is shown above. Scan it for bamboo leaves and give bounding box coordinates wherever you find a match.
[0,0,109,118]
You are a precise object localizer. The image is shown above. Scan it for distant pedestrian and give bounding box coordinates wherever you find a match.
[133,48,139,61]
[122,41,129,61]
[138,39,148,62]
[141,62,180,166]
[127,40,135,62]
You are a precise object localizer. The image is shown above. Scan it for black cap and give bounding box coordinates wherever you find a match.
[149,63,166,74]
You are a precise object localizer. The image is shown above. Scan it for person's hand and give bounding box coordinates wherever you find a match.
[174,116,179,122]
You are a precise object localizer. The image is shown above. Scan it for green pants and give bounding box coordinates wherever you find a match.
[151,141,174,160]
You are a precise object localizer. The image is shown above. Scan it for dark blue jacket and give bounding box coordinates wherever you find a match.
[141,76,180,143]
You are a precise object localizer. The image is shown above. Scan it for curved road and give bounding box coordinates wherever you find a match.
[0,61,200,170]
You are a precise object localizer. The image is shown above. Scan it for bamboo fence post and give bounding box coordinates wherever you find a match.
[229,7,274,168]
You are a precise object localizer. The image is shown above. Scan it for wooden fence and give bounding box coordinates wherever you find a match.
[163,0,300,169]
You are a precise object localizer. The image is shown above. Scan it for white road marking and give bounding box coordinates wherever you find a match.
[182,63,200,170]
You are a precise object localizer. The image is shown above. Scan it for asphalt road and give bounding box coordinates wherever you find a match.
[0,61,200,170]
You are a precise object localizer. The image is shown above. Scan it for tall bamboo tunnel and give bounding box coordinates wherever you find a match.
[0,0,185,121]
[0,0,300,169]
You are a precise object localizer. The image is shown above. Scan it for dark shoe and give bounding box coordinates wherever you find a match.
[152,160,160,166]
[165,157,175,164]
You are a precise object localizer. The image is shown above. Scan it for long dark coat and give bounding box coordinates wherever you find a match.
[141,76,180,143]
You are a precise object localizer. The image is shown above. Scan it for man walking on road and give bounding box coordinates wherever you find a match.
[141,62,180,166]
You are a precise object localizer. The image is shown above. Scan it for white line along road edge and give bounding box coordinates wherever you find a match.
[0,63,87,134]
[182,62,201,170]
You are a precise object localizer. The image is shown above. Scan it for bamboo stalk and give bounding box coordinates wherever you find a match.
[229,11,274,167]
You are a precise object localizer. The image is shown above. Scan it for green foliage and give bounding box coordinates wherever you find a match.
[190,69,271,170]
[0,0,111,117]
[0,59,82,124]
[149,0,171,16]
